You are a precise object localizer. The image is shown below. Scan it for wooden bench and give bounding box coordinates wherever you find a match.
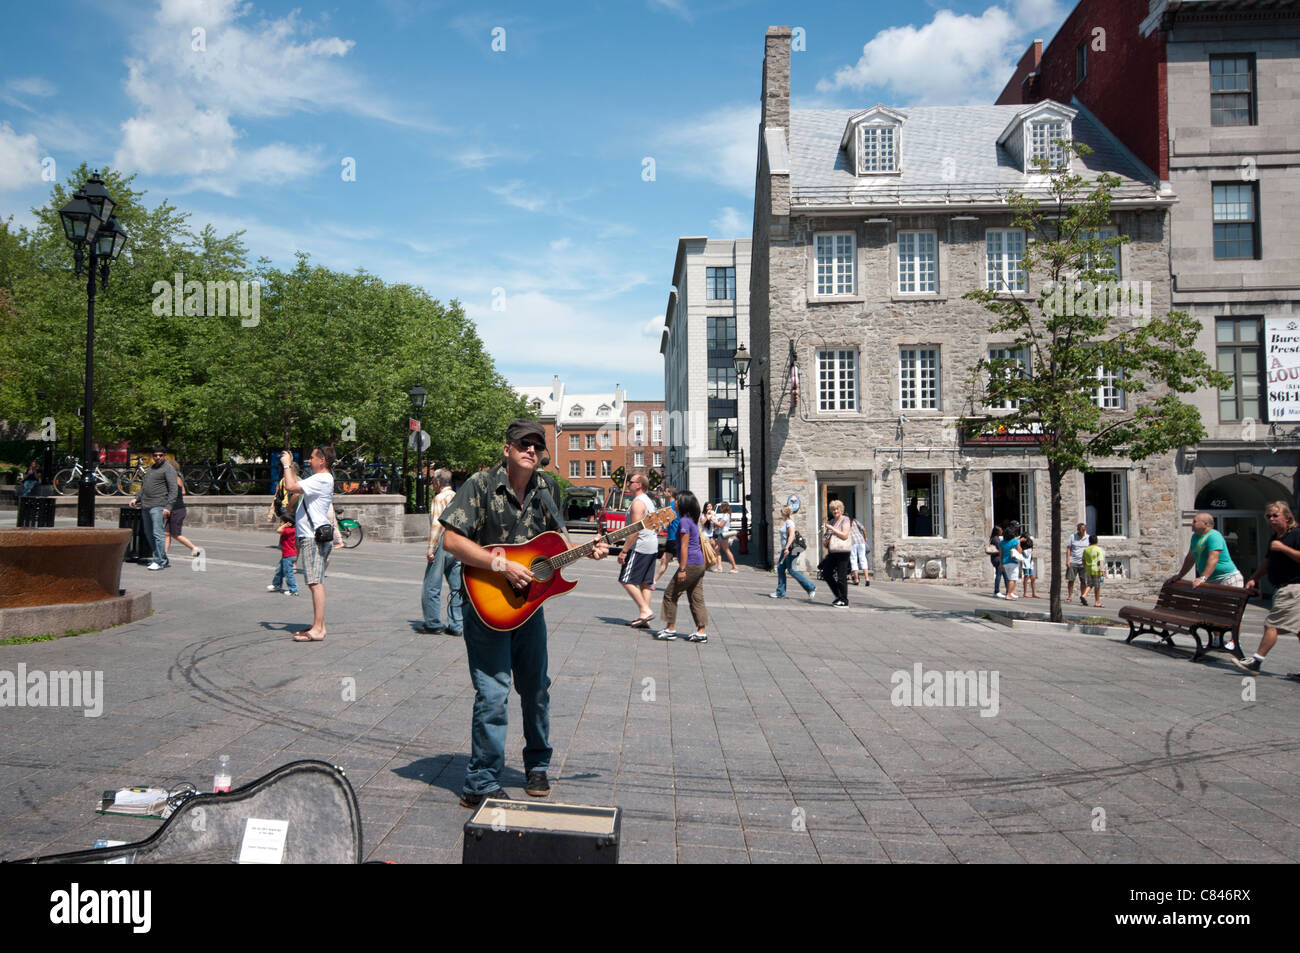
[1119,579,1251,662]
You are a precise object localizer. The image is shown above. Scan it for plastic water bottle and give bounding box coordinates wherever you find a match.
[213,754,232,793]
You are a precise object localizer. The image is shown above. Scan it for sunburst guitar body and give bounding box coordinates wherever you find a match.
[462,507,675,631]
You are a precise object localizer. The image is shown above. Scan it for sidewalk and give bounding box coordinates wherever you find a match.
[0,525,1296,863]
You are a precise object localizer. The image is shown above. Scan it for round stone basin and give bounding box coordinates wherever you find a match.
[0,528,130,608]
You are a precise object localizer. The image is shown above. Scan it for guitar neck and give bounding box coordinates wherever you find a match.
[551,519,654,570]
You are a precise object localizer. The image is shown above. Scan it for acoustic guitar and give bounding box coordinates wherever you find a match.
[463,506,676,631]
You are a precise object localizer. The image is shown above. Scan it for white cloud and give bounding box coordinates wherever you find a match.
[1,76,57,112]
[653,104,759,194]
[452,148,509,170]
[0,123,43,192]
[710,206,749,237]
[488,179,549,212]
[648,0,693,21]
[816,2,1067,105]
[642,312,665,337]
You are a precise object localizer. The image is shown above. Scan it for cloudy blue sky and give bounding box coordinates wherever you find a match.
[0,0,1068,400]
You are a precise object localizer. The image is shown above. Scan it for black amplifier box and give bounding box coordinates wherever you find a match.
[463,800,620,864]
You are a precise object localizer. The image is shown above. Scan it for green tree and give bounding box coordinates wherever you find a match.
[963,144,1230,623]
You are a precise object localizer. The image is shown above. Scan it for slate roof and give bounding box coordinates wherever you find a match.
[787,101,1164,209]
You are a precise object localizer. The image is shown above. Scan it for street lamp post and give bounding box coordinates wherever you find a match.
[409,385,427,513]
[719,422,747,554]
[58,173,128,527]
[732,344,768,569]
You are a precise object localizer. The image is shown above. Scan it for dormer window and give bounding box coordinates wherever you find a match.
[998,102,1075,175]
[531,399,542,411]
[841,105,905,177]
[570,404,584,417]
[1029,119,1067,169]
[597,403,611,416]
[861,124,898,173]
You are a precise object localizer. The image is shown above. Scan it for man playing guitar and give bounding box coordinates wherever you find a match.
[440,420,610,808]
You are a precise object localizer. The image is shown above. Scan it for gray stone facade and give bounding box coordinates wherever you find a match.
[749,26,1188,594]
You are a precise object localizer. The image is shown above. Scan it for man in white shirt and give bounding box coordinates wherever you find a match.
[422,468,463,636]
[282,446,335,642]
[618,472,659,627]
[1064,521,1089,603]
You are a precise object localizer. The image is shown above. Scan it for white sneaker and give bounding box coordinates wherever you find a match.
[147,562,162,571]
[993,593,1006,599]
[769,592,786,599]
[807,588,817,602]
[267,584,280,592]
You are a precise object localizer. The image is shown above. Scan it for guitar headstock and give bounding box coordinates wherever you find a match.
[645,506,675,533]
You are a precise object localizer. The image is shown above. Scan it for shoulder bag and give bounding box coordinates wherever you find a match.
[828,517,851,553]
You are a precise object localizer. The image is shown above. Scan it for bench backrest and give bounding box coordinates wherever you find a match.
[1154,580,1252,626]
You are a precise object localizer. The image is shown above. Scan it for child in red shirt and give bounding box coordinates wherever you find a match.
[268,519,300,595]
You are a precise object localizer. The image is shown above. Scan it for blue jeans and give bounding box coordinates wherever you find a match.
[776,552,815,596]
[992,561,1009,594]
[462,603,551,796]
[144,506,168,566]
[272,556,299,594]
[421,543,463,633]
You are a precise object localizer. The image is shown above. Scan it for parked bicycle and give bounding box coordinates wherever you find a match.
[183,457,255,496]
[335,456,393,495]
[116,460,150,496]
[335,506,363,548]
[52,456,119,496]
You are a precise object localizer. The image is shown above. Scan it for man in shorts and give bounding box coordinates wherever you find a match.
[1064,522,1088,603]
[619,472,658,627]
[1235,501,1300,675]
[282,446,335,642]
[1170,512,1244,589]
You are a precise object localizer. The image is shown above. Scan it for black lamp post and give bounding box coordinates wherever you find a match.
[732,343,766,569]
[408,385,427,512]
[58,173,128,527]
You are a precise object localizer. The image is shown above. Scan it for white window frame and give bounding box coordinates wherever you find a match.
[1081,226,1119,278]
[860,123,899,174]
[599,431,612,450]
[897,230,937,294]
[988,346,1028,411]
[569,460,580,478]
[601,459,611,477]
[1028,119,1067,170]
[986,229,1027,292]
[652,413,663,443]
[817,349,858,412]
[586,434,596,450]
[900,347,940,411]
[653,451,663,468]
[1093,365,1125,409]
[815,232,856,296]
[569,404,584,417]
[1085,470,1129,537]
[586,460,597,478]
[634,451,645,468]
[568,434,580,451]
[903,471,945,538]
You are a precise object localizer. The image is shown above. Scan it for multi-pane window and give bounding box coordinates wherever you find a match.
[1217,316,1263,422]
[1029,120,1066,169]
[988,346,1028,410]
[631,414,645,446]
[718,469,738,503]
[707,315,737,351]
[1213,183,1258,260]
[1094,366,1124,409]
[586,460,597,478]
[706,266,736,300]
[900,348,939,410]
[1085,471,1128,536]
[601,460,611,477]
[568,434,580,450]
[1081,227,1119,277]
[586,434,596,450]
[904,472,944,537]
[992,471,1035,536]
[860,124,898,173]
[599,431,612,450]
[708,417,737,451]
[1210,54,1255,126]
[653,451,663,467]
[708,366,738,400]
[898,231,937,293]
[569,461,580,478]
[652,413,663,443]
[986,229,1027,291]
[634,451,644,468]
[817,349,858,411]
[815,233,855,295]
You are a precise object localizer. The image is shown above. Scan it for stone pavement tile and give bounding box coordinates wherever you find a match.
[1000,831,1092,863]
[380,822,444,849]
[1126,835,1228,863]
[939,833,1027,863]
[1194,836,1290,863]
[907,796,1002,835]
[369,843,455,864]
[876,835,958,863]
[676,797,741,825]
[675,821,747,849]
[677,845,749,863]
[750,849,820,864]
[1061,831,1161,862]
[621,844,676,864]
[743,829,821,856]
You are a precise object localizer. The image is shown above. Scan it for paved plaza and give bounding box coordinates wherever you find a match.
[1,523,1297,863]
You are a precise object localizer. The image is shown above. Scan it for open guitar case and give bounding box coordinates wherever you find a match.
[12,760,363,864]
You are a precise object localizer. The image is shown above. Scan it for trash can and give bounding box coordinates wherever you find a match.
[17,496,55,528]
[118,506,152,562]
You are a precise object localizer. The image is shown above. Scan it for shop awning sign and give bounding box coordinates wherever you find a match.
[1267,317,1300,421]
[962,419,1045,446]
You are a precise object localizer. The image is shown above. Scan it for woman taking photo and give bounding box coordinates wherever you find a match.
[655,490,709,643]
[822,499,852,606]
[712,501,739,573]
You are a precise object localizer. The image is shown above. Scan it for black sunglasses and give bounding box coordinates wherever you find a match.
[513,439,545,452]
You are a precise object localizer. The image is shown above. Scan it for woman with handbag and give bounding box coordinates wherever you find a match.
[713,501,739,573]
[655,490,710,643]
[770,504,816,600]
[822,499,853,606]
[988,525,1009,597]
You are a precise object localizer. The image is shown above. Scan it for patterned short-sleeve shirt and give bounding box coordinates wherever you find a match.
[439,463,562,546]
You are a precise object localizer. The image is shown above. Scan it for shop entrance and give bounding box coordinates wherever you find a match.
[818,475,871,561]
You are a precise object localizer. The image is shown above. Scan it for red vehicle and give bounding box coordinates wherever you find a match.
[597,487,671,552]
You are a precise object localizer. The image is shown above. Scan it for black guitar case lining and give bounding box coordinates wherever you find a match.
[13,760,362,864]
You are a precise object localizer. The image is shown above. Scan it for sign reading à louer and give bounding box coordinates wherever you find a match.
[1266,318,1300,421]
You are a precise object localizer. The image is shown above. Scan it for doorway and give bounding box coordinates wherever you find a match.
[818,475,872,560]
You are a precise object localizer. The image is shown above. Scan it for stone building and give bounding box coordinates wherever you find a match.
[998,0,1300,581]
[748,26,1185,590]
[661,237,752,506]
[515,377,624,485]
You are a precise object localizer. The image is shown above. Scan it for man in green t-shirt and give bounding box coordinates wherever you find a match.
[1170,512,1244,588]
[1081,535,1105,607]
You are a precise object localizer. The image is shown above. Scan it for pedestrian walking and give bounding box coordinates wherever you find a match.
[1235,501,1300,675]
[1019,533,1037,598]
[163,465,202,560]
[1000,529,1024,600]
[282,446,334,642]
[422,468,464,636]
[131,446,177,571]
[989,525,1009,597]
[822,499,852,606]
[713,501,738,573]
[653,485,679,588]
[267,518,300,595]
[1065,522,1088,602]
[618,471,659,628]
[849,515,870,586]
[1081,535,1105,606]
[655,490,709,642]
[1170,512,1244,589]
[770,504,816,601]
